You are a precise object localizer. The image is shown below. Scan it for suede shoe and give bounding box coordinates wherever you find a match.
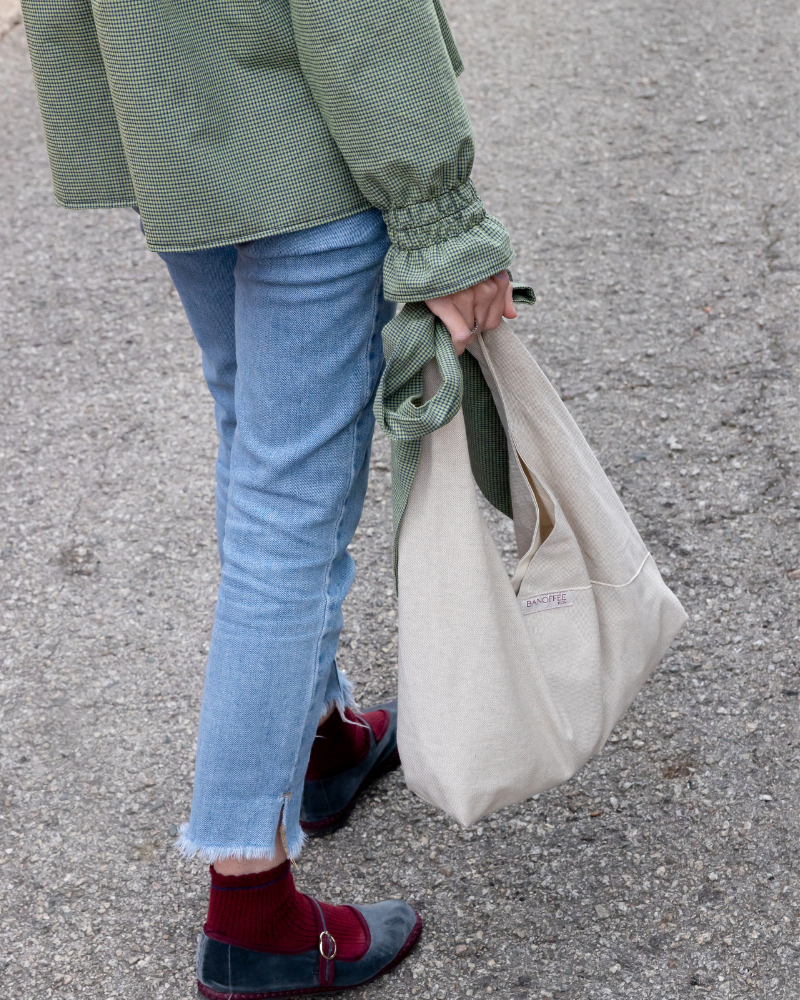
[196,896,422,997]
[300,700,399,837]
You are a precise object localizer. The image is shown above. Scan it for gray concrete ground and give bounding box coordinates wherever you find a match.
[1,0,798,997]
[0,0,21,40]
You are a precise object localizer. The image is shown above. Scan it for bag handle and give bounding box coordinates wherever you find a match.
[375,284,535,442]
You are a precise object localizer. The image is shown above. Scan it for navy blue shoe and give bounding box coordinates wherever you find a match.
[300,700,400,837]
[196,897,422,998]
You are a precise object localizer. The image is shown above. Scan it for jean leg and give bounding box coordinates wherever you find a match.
[180,210,394,861]
[157,246,237,565]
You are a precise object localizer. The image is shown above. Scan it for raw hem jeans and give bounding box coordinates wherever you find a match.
[157,210,394,862]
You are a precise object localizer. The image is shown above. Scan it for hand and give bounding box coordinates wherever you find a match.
[425,271,518,356]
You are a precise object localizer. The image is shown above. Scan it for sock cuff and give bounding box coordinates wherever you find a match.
[209,860,292,891]
[205,861,369,961]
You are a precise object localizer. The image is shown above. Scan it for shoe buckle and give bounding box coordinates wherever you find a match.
[319,930,337,960]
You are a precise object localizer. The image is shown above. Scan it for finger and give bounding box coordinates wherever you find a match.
[503,280,518,320]
[484,277,508,331]
[449,324,476,355]
[470,277,499,333]
[425,297,472,355]
[448,288,476,333]
[449,331,474,355]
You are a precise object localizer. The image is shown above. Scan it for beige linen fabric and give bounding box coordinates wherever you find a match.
[397,322,687,826]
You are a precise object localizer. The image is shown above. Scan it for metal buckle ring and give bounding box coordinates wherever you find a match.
[319,930,337,960]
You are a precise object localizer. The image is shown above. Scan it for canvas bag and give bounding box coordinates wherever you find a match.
[389,316,687,827]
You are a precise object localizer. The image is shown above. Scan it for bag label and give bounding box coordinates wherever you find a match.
[520,590,574,615]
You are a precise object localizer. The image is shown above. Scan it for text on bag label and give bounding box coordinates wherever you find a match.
[520,590,574,615]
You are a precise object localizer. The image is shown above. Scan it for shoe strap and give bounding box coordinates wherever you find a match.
[308,896,336,987]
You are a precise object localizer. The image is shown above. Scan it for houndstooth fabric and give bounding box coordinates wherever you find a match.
[21,0,513,301]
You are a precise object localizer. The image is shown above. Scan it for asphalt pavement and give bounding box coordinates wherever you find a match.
[1,0,798,997]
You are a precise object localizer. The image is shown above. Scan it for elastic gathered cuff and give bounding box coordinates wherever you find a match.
[383,180,485,251]
[382,210,515,303]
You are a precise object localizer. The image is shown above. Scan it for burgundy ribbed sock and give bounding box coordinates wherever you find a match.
[306,708,389,781]
[204,861,370,960]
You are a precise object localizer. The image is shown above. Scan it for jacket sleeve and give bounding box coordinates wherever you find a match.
[289,0,514,302]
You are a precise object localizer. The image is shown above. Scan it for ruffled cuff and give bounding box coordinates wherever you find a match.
[381,180,515,302]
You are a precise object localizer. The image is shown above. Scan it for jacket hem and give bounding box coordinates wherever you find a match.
[55,196,139,210]
[143,202,372,254]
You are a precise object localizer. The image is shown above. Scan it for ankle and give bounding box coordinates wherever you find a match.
[214,831,287,876]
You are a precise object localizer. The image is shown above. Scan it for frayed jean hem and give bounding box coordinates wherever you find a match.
[174,821,307,864]
[319,665,359,722]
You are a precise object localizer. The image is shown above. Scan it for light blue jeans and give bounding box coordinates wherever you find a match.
[158,210,394,861]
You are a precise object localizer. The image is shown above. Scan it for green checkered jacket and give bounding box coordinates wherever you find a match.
[21,0,514,301]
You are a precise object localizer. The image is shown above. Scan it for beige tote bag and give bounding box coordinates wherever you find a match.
[396,321,687,826]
